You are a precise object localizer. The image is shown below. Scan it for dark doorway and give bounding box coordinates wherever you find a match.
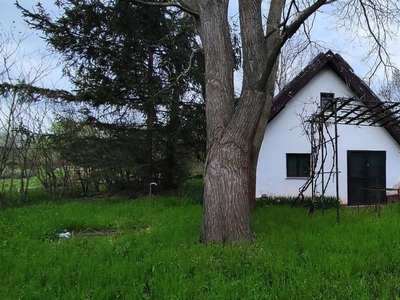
[347,151,386,206]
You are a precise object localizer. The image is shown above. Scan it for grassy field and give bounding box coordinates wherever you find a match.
[1,196,400,299]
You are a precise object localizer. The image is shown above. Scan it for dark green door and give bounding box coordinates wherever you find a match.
[347,151,386,205]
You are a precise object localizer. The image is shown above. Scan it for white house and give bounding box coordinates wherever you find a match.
[256,51,400,205]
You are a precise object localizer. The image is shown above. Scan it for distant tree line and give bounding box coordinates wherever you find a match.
[0,0,206,203]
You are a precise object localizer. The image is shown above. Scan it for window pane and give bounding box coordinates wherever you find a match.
[287,153,310,177]
[287,155,297,176]
[299,155,310,176]
[321,92,334,110]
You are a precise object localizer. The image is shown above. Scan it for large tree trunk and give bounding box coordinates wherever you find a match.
[202,141,253,242]
[196,0,245,243]
[198,0,270,243]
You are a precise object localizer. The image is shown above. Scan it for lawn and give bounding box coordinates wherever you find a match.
[1,197,400,299]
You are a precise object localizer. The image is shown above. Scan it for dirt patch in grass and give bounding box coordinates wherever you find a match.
[74,229,124,237]
[66,227,147,238]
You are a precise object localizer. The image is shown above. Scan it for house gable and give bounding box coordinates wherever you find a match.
[269,50,400,144]
[257,51,400,203]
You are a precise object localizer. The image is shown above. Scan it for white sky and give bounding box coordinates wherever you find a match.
[1,0,399,93]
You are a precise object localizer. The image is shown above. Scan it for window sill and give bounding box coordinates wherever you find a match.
[286,177,309,180]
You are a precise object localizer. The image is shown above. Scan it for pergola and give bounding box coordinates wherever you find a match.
[302,97,400,221]
[317,97,400,128]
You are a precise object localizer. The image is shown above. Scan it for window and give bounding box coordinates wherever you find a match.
[286,153,310,178]
[320,92,335,111]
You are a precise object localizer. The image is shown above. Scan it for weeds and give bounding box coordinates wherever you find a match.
[1,198,400,299]
[256,195,339,209]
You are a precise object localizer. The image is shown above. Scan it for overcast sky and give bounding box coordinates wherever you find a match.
[1,0,399,92]
[1,0,67,89]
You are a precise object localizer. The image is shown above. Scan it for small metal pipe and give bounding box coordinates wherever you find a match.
[334,99,340,224]
[149,182,157,196]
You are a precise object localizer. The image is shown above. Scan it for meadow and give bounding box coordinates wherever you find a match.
[1,194,400,299]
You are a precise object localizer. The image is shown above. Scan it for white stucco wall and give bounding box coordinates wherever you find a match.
[256,67,400,204]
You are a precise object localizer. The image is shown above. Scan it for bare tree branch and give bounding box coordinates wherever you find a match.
[328,0,400,81]
[282,0,336,40]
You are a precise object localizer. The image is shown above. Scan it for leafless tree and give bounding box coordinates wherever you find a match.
[0,24,58,204]
[379,69,400,102]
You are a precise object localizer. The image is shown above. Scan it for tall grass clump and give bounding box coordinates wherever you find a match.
[2,196,400,299]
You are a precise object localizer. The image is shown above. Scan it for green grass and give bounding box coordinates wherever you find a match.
[2,197,400,299]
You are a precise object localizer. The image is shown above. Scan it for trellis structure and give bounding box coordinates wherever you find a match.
[301,97,400,221]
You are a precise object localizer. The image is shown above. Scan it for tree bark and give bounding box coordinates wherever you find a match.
[196,0,250,243]
[202,141,253,243]
[186,0,330,243]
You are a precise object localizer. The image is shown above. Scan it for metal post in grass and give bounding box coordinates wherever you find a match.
[149,182,157,196]
[398,187,400,212]
[334,98,340,224]
[377,190,381,218]
[320,117,325,215]
[311,120,315,205]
